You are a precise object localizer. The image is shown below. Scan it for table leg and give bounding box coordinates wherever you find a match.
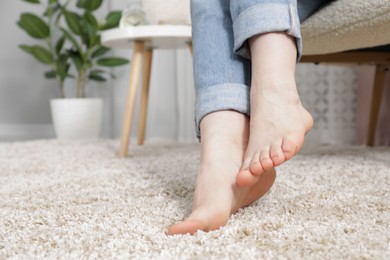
[119,40,145,158]
[366,65,387,146]
[137,48,153,145]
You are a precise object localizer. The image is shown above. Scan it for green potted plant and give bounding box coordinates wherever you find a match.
[18,0,129,139]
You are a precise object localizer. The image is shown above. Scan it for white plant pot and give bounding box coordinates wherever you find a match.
[50,98,103,139]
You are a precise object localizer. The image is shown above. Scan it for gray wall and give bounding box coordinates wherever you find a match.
[0,1,59,139]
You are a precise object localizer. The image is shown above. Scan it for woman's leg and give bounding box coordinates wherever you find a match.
[167,0,276,235]
[231,0,329,186]
[191,1,251,138]
[168,0,331,235]
[236,32,313,185]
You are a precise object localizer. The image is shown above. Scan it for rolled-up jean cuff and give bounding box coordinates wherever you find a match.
[232,2,302,61]
[195,83,250,140]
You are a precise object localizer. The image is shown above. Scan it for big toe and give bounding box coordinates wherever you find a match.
[236,169,260,186]
[167,219,207,235]
[237,154,263,186]
[282,134,304,160]
[167,210,229,235]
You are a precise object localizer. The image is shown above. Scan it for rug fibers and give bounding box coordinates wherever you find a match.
[0,140,389,259]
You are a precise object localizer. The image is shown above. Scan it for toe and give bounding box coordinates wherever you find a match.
[260,149,274,171]
[167,209,230,235]
[236,169,260,186]
[270,141,286,166]
[167,219,206,235]
[237,155,259,186]
[282,133,304,160]
[249,152,264,175]
[281,136,297,160]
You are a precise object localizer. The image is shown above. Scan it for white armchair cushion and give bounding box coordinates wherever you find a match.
[301,0,390,55]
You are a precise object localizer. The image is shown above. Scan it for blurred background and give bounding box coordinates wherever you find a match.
[1,0,389,145]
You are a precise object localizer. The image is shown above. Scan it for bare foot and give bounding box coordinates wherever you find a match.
[167,111,276,235]
[236,33,313,187]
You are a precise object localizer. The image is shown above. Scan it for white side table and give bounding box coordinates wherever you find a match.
[102,25,192,157]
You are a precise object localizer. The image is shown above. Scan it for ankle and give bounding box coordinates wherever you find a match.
[249,33,297,73]
[252,78,301,103]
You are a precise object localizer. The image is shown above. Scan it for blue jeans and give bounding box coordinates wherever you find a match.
[191,0,330,139]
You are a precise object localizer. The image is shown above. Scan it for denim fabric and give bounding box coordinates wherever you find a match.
[192,0,330,139]
[230,0,301,60]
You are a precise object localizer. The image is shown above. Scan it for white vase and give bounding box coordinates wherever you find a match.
[50,98,103,139]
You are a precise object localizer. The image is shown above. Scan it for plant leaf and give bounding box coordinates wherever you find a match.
[30,45,54,64]
[77,0,103,11]
[89,69,105,75]
[19,44,33,54]
[59,64,71,81]
[84,11,98,28]
[60,27,84,59]
[57,53,69,67]
[18,13,50,39]
[20,44,53,65]
[89,74,107,82]
[90,68,117,79]
[45,71,56,79]
[91,35,101,48]
[55,36,66,54]
[68,50,84,71]
[22,0,40,4]
[44,3,61,17]
[80,17,97,47]
[63,10,82,35]
[100,11,121,30]
[91,46,110,58]
[97,57,129,67]
[55,9,63,25]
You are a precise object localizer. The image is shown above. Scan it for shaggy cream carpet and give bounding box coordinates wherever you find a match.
[0,140,389,259]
